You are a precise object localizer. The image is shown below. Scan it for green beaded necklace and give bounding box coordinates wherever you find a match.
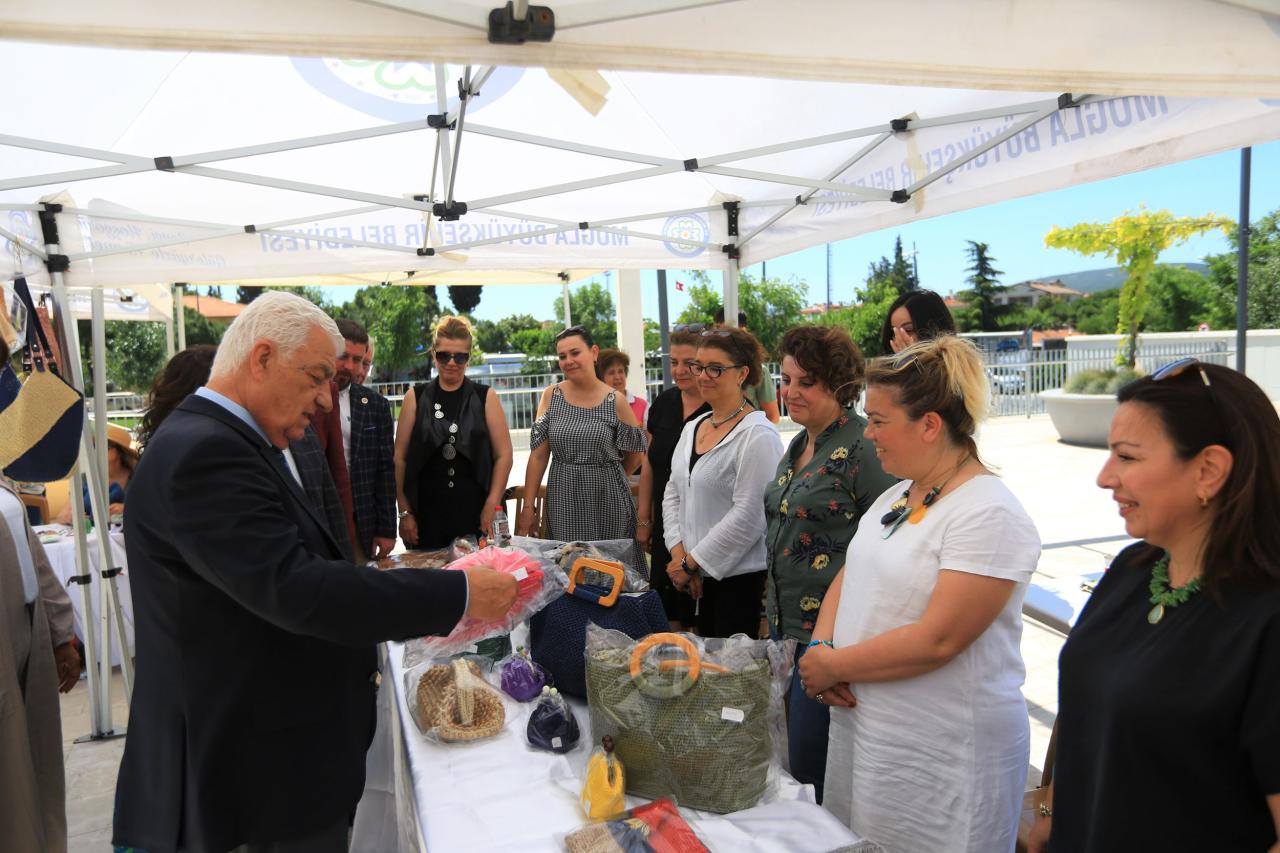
[1147,551,1202,624]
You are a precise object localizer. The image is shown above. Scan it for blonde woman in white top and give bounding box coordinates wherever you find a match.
[663,326,784,638]
[799,336,1041,853]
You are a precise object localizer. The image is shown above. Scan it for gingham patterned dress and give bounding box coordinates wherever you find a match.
[531,385,647,542]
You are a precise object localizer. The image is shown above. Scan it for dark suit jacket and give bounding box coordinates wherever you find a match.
[113,395,467,853]
[345,383,396,555]
[290,426,353,562]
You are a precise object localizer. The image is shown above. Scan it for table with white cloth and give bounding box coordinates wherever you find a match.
[35,524,135,665]
[352,635,869,853]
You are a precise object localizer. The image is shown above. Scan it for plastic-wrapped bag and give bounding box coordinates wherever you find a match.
[405,657,506,744]
[375,547,451,570]
[499,646,549,701]
[450,535,479,559]
[564,798,708,853]
[403,545,565,668]
[527,686,580,753]
[581,736,626,820]
[544,539,649,592]
[584,626,794,815]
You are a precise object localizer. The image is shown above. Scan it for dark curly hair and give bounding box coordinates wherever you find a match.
[778,325,866,405]
[698,326,765,389]
[136,344,216,449]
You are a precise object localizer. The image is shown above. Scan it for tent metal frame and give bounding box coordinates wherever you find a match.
[1,75,1097,729]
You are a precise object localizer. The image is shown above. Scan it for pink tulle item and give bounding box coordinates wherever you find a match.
[423,546,546,650]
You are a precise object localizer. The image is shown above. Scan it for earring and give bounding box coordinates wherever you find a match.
[1199,494,1209,508]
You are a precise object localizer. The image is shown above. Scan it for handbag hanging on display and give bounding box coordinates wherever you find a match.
[529,556,668,699]
[584,627,791,815]
[0,276,84,482]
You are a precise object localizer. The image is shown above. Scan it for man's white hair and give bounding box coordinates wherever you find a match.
[210,291,342,379]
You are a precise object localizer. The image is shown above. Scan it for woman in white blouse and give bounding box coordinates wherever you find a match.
[663,326,784,638]
[799,336,1041,852]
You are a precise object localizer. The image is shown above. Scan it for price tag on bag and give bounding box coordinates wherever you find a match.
[513,567,529,582]
[720,707,745,723]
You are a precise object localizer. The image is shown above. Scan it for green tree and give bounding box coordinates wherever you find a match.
[236,285,263,304]
[1066,289,1122,336]
[1045,209,1233,366]
[78,319,169,394]
[475,313,541,353]
[957,241,1005,332]
[811,254,900,358]
[183,307,223,346]
[863,235,919,299]
[339,285,440,376]
[673,270,807,357]
[1144,265,1217,331]
[553,280,617,348]
[1203,208,1280,330]
[447,285,483,315]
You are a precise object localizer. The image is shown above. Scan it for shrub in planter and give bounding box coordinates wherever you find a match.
[1063,367,1143,396]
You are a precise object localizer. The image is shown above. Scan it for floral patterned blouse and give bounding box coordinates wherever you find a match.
[763,409,897,642]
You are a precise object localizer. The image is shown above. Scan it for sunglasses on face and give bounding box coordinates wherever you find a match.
[434,351,470,365]
[689,362,743,379]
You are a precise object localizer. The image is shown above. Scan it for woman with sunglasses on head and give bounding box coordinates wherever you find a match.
[879,288,956,355]
[763,325,897,802]
[663,326,784,638]
[1027,361,1280,853]
[517,326,646,542]
[637,324,709,628]
[395,315,514,549]
[798,336,1041,852]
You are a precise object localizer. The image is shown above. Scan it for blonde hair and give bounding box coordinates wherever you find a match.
[865,336,990,459]
[211,292,341,379]
[433,314,474,348]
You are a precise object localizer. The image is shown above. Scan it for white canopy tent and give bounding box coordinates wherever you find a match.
[2,3,1278,738]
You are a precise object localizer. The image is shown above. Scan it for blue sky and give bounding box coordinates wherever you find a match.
[290,140,1279,324]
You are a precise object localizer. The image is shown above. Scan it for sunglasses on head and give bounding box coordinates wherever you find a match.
[555,325,590,344]
[1150,356,1217,404]
[672,322,706,334]
[434,351,470,365]
[700,328,733,338]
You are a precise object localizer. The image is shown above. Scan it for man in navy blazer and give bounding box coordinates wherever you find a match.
[331,319,396,563]
[113,293,516,853]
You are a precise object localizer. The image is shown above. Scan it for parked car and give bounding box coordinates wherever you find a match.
[988,341,1027,394]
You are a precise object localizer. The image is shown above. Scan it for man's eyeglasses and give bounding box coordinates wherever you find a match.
[434,351,471,365]
[688,362,743,379]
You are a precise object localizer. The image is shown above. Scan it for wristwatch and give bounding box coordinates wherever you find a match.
[680,556,700,577]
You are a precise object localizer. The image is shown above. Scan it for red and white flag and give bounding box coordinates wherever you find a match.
[675,280,685,291]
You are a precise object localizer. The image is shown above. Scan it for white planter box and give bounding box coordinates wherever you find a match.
[1039,389,1119,448]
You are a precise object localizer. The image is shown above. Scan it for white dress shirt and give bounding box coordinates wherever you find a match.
[0,488,39,602]
[339,385,353,469]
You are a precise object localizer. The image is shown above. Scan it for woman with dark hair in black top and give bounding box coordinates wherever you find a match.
[1029,360,1280,852]
[637,325,708,626]
[878,289,956,355]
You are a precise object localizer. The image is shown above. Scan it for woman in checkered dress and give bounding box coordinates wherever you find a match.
[518,327,647,542]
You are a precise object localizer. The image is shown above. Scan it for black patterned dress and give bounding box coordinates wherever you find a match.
[531,385,647,542]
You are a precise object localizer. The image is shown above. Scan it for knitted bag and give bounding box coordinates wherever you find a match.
[585,630,775,814]
[412,659,505,743]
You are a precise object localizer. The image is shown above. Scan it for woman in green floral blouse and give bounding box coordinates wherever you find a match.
[763,325,896,802]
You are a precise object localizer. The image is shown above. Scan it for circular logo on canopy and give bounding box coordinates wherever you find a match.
[662,214,709,258]
[290,59,524,121]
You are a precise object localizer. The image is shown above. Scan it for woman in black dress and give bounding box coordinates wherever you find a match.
[637,325,708,627]
[394,316,514,548]
[1028,360,1280,852]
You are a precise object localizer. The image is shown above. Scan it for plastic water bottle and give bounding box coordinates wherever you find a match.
[491,505,511,547]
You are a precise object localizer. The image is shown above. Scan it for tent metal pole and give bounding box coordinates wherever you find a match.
[562,281,572,327]
[0,132,151,165]
[175,166,436,213]
[434,63,455,201]
[0,224,47,259]
[467,164,679,210]
[1237,146,1251,373]
[55,203,385,232]
[175,283,187,351]
[656,270,672,388]
[738,131,894,248]
[445,67,472,207]
[444,66,495,124]
[615,269,647,401]
[46,273,112,738]
[0,165,150,194]
[906,103,1060,196]
[463,123,682,166]
[171,119,432,168]
[91,288,135,714]
[722,258,741,329]
[700,165,892,198]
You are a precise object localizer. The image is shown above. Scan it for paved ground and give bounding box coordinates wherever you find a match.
[61,413,1126,851]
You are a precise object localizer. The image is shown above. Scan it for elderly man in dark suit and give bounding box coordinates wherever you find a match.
[112,292,516,853]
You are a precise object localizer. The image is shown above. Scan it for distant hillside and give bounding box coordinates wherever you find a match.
[1012,263,1209,294]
